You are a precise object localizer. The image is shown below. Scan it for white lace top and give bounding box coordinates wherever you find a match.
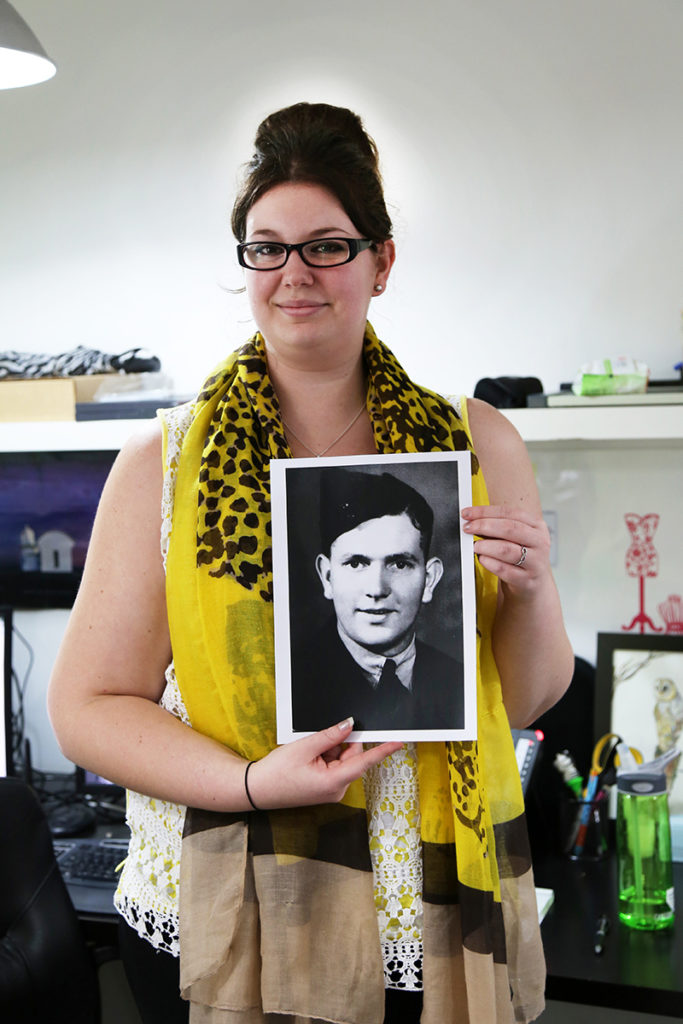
[114,403,424,990]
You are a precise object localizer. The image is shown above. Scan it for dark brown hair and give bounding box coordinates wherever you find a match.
[231,102,393,243]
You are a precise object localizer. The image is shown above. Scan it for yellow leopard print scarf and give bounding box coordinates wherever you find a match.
[166,323,545,1024]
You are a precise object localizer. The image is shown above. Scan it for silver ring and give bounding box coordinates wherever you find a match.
[514,545,527,567]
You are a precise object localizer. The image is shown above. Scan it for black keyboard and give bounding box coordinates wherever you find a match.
[54,837,129,888]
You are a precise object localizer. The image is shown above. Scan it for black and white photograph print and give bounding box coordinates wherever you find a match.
[271,452,477,742]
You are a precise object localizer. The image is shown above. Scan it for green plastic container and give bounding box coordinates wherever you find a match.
[616,772,675,930]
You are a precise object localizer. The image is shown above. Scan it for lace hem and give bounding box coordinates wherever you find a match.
[443,393,463,418]
[383,940,423,991]
[160,402,195,569]
[365,743,424,990]
[115,890,180,956]
[115,663,187,956]
[116,407,193,957]
[158,660,191,724]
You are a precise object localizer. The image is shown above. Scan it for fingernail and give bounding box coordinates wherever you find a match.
[338,717,354,731]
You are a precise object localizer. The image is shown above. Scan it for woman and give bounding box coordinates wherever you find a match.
[48,102,573,1024]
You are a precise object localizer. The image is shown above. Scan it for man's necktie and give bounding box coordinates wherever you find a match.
[378,658,409,721]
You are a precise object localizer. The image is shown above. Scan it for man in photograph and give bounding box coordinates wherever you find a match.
[291,468,464,733]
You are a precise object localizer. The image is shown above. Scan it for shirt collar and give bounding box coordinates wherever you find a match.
[336,624,416,691]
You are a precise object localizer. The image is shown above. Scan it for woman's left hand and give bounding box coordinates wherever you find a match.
[461,504,551,592]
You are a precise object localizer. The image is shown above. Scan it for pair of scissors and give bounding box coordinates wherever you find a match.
[588,732,622,793]
[585,732,644,794]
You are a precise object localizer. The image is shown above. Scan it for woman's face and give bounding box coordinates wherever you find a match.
[243,182,394,369]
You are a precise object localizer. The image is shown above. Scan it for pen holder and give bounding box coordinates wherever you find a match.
[562,796,609,861]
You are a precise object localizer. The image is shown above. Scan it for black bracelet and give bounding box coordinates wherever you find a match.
[244,760,260,811]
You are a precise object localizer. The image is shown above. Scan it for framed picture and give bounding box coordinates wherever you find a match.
[595,632,683,816]
[270,451,477,744]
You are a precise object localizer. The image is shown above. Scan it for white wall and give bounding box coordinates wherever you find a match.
[533,443,682,660]
[2,0,682,398]
[12,609,70,771]
[2,0,682,770]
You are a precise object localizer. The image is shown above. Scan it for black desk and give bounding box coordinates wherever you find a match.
[40,771,127,921]
[55,822,128,959]
[536,853,682,1017]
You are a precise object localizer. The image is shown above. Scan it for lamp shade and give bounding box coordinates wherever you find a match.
[0,0,56,89]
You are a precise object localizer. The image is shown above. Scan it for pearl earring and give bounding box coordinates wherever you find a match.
[374,284,383,293]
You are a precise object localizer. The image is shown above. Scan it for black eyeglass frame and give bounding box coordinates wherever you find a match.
[236,237,375,270]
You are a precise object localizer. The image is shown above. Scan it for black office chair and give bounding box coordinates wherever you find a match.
[525,656,596,860]
[0,777,101,1023]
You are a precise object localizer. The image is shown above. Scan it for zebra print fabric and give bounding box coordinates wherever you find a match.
[0,346,160,379]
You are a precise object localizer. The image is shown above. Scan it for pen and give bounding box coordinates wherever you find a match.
[573,733,622,857]
[594,915,609,955]
[572,770,599,856]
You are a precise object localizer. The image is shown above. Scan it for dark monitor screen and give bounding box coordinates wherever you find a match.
[0,450,117,609]
[76,766,124,798]
[1,607,13,777]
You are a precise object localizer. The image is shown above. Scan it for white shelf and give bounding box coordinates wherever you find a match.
[0,418,152,452]
[1,403,682,452]
[502,404,683,445]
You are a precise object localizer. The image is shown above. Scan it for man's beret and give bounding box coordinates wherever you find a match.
[319,468,433,554]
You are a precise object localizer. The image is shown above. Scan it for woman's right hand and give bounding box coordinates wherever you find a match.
[243,718,402,809]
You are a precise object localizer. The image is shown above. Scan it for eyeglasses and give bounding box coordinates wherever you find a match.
[236,237,375,271]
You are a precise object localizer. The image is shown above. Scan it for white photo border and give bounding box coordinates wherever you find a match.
[271,451,476,743]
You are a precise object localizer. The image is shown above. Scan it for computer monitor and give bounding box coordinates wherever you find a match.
[1,607,13,777]
[76,766,124,803]
[0,450,117,609]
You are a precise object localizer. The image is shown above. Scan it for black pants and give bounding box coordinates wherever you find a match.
[118,919,423,1024]
[118,919,188,1024]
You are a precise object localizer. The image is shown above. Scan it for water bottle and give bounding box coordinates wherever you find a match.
[616,772,675,930]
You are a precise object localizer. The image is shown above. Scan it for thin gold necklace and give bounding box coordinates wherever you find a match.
[281,398,367,458]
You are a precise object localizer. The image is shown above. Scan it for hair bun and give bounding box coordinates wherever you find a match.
[231,102,392,244]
